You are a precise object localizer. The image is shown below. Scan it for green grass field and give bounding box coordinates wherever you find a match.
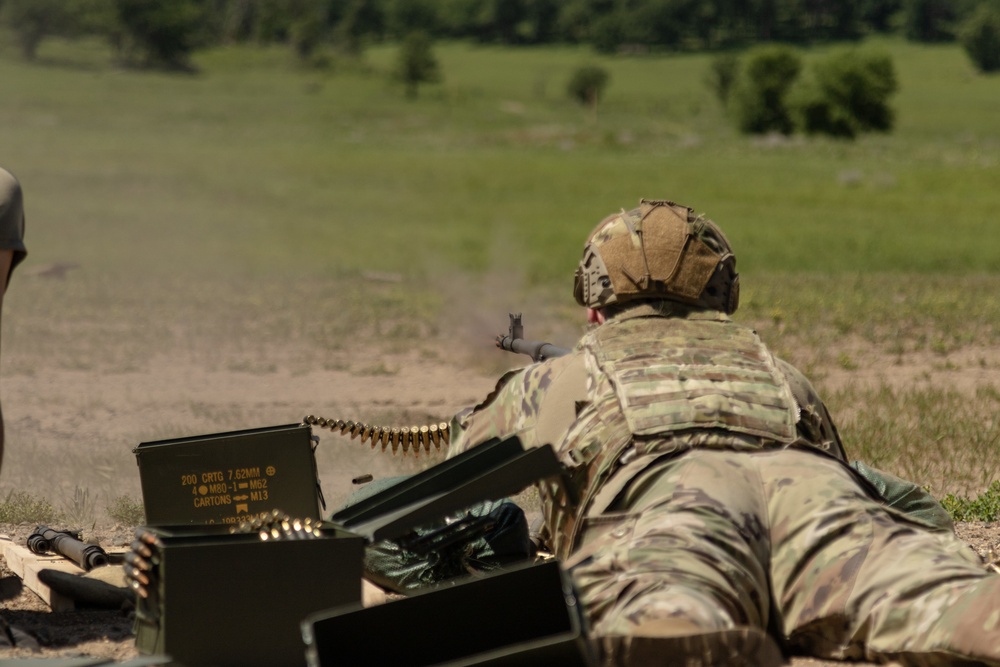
[3,35,998,279]
[1,33,998,521]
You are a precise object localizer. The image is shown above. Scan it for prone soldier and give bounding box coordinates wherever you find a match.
[448,199,1000,666]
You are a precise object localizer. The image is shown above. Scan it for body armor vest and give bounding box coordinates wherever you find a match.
[540,314,800,558]
[587,315,798,442]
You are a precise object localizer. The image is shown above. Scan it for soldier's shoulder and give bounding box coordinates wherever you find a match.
[773,357,820,394]
[472,354,581,412]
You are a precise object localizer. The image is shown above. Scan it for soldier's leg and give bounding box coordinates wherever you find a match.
[763,449,1000,666]
[571,449,783,665]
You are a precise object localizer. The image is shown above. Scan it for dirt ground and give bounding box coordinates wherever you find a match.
[1,521,997,665]
[1,271,999,665]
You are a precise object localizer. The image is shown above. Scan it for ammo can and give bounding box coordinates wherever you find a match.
[134,523,365,667]
[301,559,596,667]
[133,424,324,526]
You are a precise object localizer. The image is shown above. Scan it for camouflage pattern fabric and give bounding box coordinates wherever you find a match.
[572,449,1000,665]
[449,307,1000,665]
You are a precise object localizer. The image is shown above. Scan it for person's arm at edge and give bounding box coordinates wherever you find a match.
[0,249,14,471]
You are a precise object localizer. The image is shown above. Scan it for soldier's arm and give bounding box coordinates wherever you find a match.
[447,367,537,458]
[448,353,586,458]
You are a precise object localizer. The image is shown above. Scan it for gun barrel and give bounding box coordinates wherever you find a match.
[496,313,570,362]
[495,336,570,362]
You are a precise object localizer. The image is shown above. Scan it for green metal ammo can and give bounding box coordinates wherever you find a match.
[132,423,363,666]
[133,523,364,667]
[133,423,324,526]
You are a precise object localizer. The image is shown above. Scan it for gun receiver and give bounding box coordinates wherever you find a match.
[495,313,570,362]
[27,526,110,571]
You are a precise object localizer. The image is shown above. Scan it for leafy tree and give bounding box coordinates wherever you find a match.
[437,0,480,37]
[959,3,1000,72]
[394,31,441,98]
[436,0,538,43]
[810,0,864,41]
[793,48,897,138]
[567,64,610,112]
[749,0,807,41]
[0,0,93,60]
[521,0,561,43]
[248,0,295,42]
[626,0,688,49]
[215,0,257,43]
[590,11,627,53]
[859,0,904,32]
[111,0,211,71]
[556,0,615,44]
[686,0,725,48]
[386,0,439,39]
[902,0,955,41]
[336,0,386,54]
[286,0,330,63]
[731,44,802,134]
[584,0,722,51]
[476,0,529,43]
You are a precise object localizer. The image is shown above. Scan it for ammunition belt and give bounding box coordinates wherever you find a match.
[229,510,323,541]
[303,414,450,455]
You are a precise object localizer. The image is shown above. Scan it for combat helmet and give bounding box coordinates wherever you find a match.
[573,198,739,314]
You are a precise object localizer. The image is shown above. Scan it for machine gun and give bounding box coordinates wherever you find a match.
[27,526,110,571]
[495,313,570,363]
[305,314,571,457]
[306,437,596,667]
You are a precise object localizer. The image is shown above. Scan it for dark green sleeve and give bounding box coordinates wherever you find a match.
[850,460,954,533]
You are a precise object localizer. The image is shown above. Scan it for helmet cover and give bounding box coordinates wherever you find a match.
[573,199,739,313]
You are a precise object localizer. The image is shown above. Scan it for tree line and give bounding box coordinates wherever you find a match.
[2,0,998,72]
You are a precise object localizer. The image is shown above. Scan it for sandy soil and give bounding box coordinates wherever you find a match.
[1,270,998,665]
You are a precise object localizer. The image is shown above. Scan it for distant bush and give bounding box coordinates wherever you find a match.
[794,49,898,139]
[107,495,145,526]
[959,4,1000,73]
[0,491,59,524]
[706,53,740,109]
[395,31,441,98]
[731,45,802,135]
[567,64,610,109]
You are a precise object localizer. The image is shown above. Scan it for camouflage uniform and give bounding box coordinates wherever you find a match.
[449,199,1000,666]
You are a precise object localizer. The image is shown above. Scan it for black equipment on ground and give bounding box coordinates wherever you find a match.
[27,526,110,571]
